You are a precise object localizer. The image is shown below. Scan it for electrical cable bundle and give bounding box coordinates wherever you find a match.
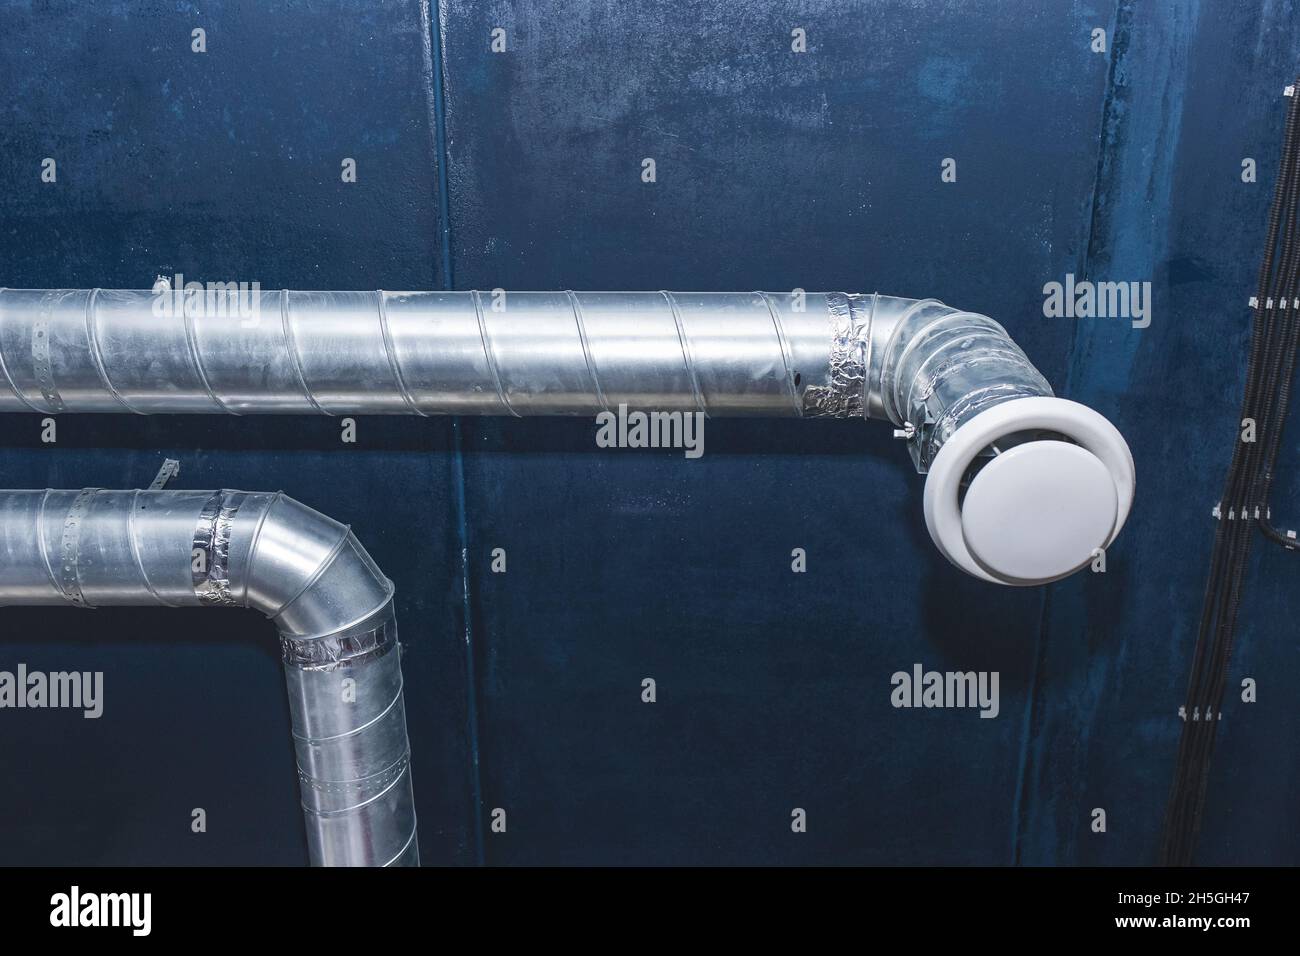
[1159,78,1300,866]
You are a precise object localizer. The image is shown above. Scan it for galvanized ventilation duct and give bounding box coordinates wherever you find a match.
[0,488,418,867]
[0,287,1135,584]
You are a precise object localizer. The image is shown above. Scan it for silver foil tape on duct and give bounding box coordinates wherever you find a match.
[191,490,244,606]
[871,300,1054,471]
[280,599,396,669]
[801,292,868,417]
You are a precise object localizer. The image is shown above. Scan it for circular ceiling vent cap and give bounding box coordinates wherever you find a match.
[961,441,1117,583]
[922,397,1135,586]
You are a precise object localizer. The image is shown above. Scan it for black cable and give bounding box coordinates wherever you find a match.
[1159,79,1300,865]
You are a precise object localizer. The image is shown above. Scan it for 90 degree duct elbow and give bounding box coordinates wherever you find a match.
[863,295,1134,585]
[0,287,1135,585]
[0,488,418,867]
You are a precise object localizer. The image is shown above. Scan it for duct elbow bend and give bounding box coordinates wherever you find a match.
[233,492,395,641]
[0,488,418,865]
[222,494,418,867]
[864,296,1136,587]
[200,492,416,867]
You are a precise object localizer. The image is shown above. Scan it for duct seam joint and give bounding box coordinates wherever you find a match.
[240,489,281,606]
[266,523,354,620]
[568,290,611,413]
[297,752,410,798]
[127,489,176,607]
[182,289,236,415]
[292,680,405,746]
[84,288,138,414]
[381,827,419,867]
[472,289,519,417]
[661,290,709,416]
[281,290,328,416]
[376,290,427,417]
[301,759,412,816]
[0,292,40,414]
[757,291,804,416]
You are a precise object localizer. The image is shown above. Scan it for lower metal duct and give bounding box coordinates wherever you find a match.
[0,489,418,867]
[0,288,1136,585]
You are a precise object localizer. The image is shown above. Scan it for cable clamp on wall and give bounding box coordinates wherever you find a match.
[1211,503,1272,521]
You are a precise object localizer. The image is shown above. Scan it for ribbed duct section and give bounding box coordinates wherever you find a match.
[0,287,1136,584]
[0,488,418,867]
[0,288,1041,429]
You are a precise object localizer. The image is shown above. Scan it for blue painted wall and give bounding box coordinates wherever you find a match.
[0,0,1296,865]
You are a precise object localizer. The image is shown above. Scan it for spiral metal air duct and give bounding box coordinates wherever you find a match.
[0,488,418,867]
[0,287,1136,584]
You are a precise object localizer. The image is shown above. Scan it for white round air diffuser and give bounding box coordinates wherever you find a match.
[922,397,1135,586]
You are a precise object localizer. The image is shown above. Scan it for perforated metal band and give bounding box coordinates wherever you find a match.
[31,296,64,412]
[58,488,99,606]
[148,458,181,490]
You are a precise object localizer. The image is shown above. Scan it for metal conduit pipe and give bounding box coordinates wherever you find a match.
[0,287,1135,583]
[0,488,419,867]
